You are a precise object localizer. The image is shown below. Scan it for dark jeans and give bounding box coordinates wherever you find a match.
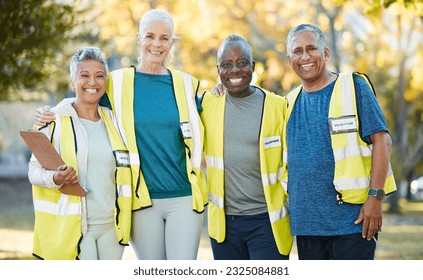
[210,212,289,260]
[296,233,377,260]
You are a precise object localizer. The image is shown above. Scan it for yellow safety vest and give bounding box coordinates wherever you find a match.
[32,108,132,260]
[106,67,207,212]
[201,88,293,255]
[282,72,396,204]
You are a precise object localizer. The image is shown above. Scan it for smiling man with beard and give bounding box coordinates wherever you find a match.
[200,34,293,260]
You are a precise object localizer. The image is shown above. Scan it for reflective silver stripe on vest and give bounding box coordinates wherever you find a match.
[334,166,395,191]
[282,151,287,164]
[205,154,224,170]
[281,180,287,192]
[339,74,361,161]
[335,163,394,190]
[208,192,224,209]
[111,69,129,148]
[333,145,372,162]
[286,88,298,105]
[268,205,289,223]
[129,152,140,165]
[334,176,369,190]
[261,167,282,187]
[333,74,369,190]
[33,195,81,216]
[182,72,202,168]
[117,184,132,197]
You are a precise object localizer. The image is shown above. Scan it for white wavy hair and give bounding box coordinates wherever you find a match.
[137,9,177,67]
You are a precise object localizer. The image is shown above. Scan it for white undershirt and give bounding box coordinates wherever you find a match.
[81,118,116,225]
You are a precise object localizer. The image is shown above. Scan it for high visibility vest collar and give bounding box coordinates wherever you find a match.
[107,68,207,212]
[283,72,396,204]
[201,87,293,255]
[32,108,132,259]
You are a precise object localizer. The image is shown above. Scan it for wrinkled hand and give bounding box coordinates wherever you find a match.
[354,197,383,240]
[34,105,56,127]
[210,83,225,96]
[53,165,79,186]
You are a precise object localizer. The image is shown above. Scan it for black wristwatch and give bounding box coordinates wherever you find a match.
[368,188,385,200]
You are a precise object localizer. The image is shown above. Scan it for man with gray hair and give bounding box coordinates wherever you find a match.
[282,23,397,259]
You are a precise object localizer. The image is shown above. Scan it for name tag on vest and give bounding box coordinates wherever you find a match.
[329,115,358,134]
[180,122,192,139]
[263,136,281,149]
[114,150,130,167]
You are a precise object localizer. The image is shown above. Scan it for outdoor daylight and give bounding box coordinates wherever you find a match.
[0,0,422,278]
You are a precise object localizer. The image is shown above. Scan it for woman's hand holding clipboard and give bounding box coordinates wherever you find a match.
[20,130,86,197]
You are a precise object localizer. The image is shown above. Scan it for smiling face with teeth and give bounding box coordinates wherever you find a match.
[72,59,107,105]
[217,39,255,98]
[287,30,331,91]
[138,20,174,73]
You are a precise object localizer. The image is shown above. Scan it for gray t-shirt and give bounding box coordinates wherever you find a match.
[81,118,116,225]
[223,88,267,215]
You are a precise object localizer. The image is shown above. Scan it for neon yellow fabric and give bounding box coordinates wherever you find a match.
[106,68,207,212]
[32,109,132,259]
[282,72,396,204]
[32,117,82,260]
[201,88,293,255]
[100,109,132,245]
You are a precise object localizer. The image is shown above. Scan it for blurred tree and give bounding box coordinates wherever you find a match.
[94,0,316,94]
[362,0,422,13]
[312,0,342,73]
[2,0,421,202]
[340,0,423,211]
[386,8,422,211]
[46,0,108,104]
[95,0,153,69]
[0,0,76,101]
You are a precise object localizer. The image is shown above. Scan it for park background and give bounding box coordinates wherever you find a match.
[0,0,422,260]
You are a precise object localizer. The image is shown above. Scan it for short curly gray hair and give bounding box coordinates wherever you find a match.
[69,46,108,82]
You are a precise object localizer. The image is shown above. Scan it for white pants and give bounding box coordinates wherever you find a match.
[79,223,124,260]
[130,195,204,260]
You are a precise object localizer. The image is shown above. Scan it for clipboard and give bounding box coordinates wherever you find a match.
[20,130,86,197]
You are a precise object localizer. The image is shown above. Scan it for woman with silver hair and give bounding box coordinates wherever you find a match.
[104,9,206,260]
[36,9,206,260]
[29,46,132,260]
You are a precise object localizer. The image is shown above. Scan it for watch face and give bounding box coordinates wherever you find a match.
[376,189,385,200]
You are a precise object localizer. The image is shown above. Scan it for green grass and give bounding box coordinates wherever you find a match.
[376,200,423,260]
